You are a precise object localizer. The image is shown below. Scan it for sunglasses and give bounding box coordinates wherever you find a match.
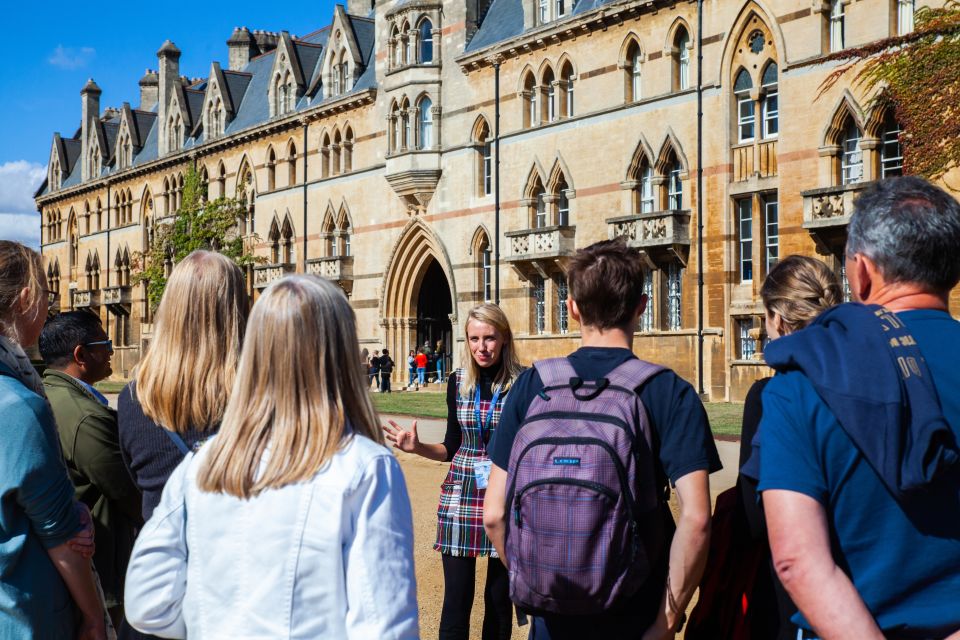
[82,339,114,353]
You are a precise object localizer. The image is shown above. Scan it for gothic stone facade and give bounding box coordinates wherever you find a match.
[36,0,953,400]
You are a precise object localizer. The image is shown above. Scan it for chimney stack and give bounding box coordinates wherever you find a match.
[157,40,181,156]
[80,78,101,181]
[227,26,258,70]
[139,69,159,111]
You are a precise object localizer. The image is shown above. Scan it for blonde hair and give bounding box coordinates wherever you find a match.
[135,251,248,434]
[761,255,843,334]
[0,240,44,343]
[197,275,382,498]
[458,303,523,398]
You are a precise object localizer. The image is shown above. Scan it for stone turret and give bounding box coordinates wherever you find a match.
[80,78,101,181]
[157,40,181,156]
[139,69,159,111]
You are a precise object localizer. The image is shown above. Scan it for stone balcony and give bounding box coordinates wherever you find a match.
[732,139,778,182]
[253,263,295,289]
[504,225,576,280]
[802,181,872,255]
[606,209,691,265]
[384,149,441,213]
[306,256,354,294]
[102,285,132,315]
[71,289,100,309]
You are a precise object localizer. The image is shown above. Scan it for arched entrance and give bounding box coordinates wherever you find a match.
[380,220,458,384]
[416,259,453,361]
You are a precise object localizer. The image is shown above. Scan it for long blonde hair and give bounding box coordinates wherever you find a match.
[135,250,248,434]
[197,275,382,498]
[458,303,523,398]
[0,240,45,343]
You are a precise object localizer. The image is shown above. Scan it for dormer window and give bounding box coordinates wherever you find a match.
[168,113,183,151]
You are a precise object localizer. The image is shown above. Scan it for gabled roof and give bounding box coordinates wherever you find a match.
[222,69,253,113]
[466,0,524,52]
[119,103,142,148]
[133,110,157,144]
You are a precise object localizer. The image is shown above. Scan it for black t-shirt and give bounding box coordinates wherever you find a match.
[488,346,721,637]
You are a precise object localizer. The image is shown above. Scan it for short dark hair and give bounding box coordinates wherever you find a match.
[847,176,960,292]
[566,238,645,330]
[38,311,104,367]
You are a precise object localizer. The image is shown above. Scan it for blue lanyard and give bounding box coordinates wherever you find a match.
[474,383,502,447]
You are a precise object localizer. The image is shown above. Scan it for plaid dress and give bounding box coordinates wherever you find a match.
[434,368,508,557]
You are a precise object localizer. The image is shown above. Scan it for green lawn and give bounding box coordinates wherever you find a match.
[373,391,744,438]
[95,380,130,394]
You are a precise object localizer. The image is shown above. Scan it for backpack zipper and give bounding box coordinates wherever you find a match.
[513,477,618,526]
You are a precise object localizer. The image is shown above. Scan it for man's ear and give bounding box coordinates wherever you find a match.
[635,293,648,319]
[852,253,877,303]
[72,344,88,368]
[567,297,580,323]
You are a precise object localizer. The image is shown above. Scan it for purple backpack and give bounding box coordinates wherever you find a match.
[505,357,668,615]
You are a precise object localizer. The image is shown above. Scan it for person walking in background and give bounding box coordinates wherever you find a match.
[416,348,428,387]
[379,348,395,393]
[408,349,417,388]
[370,350,381,391]
[754,177,960,639]
[436,339,446,384]
[484,239,718,640]
[361,347,370,379]
[125,275,419,639]
[0,240,107,640]
[40,311,144,631]
[117,251,248,522]
[384,304,523,640]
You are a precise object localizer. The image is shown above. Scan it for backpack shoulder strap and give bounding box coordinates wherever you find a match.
[604,358,665,392]
[163,427,192,455]
[533,357,579,388]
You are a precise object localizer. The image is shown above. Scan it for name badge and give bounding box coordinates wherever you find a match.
[473,459,492,489]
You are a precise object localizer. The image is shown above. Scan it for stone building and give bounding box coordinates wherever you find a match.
[36,0,951,399]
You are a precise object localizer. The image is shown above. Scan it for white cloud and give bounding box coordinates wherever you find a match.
[0,212,42,249]
[48,45,96,70]
[0,161,46,248]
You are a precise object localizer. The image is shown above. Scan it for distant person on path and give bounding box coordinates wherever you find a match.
[118,251,248,522]
[125,275,419,639]
[484,238,719,640]
[379,348,394,393]
[370,350,381,391]
[416,348,428,386]
[361,347,370,379]
[384,304,523,640]
[0,240,106,640]
[408,349,417,388]
[40,311,144,630]
[754,177,960,639]
[436,339,446,383]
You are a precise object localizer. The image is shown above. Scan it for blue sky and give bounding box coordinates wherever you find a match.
[0,0,338,246]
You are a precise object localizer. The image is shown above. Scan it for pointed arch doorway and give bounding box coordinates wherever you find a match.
[380,220,457,384]
[416,259,453,362]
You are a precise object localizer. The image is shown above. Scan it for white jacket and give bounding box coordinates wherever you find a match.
[124,434,420,639]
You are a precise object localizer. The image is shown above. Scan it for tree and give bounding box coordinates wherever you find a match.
[135,166,260,310]
[818,2,960,180]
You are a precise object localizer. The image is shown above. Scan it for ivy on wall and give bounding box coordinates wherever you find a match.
[818,2,960,180]
[135,166,260,310]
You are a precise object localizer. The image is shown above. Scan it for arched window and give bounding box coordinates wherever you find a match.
[538,0,548,24]
[340,216,352,257]
[880,111,903,178]
[322,133,331,177]
[281,218,294,264]
[667,157,683,209]
[266,147,277,191]
[95,199,102,232]
[560,62,574,118]
[898,0,915,35]
[418,97,433,149]
[543,68,556,123]
[322,211,337,257]
[390,102,401,152]
[475,119,492,196]
[841,119,864,184]
[401,21,412,64]
[533,180,547,228]
[343,128,354,173]
[829,0,845,52]
[288,142,298,184]
[269,218,281,263]
[761,63,779,138]
[523,72,537,128]
[419,19,434,63]
[556,176,570,226]
[675,28,691,91]
[633,158,655,214]
[68,212,78,269]
[401,98,412,150]
[332,130,342,175]
[217,162,226,198]
[627,41,642,102]
[735,69,755,143]
[391,25,402,68]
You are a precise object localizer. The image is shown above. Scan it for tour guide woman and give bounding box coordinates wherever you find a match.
[384,303,523,640]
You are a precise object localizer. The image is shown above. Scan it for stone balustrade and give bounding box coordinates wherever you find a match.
[253,263,295,289]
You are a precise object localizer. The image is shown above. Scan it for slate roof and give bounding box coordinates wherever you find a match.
[465,0,525,52]
[222,70,253,113]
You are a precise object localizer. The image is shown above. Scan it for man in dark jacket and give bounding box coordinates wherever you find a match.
[39,311,143,627]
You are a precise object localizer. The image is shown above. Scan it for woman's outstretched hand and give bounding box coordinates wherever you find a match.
[382,419,420,454]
